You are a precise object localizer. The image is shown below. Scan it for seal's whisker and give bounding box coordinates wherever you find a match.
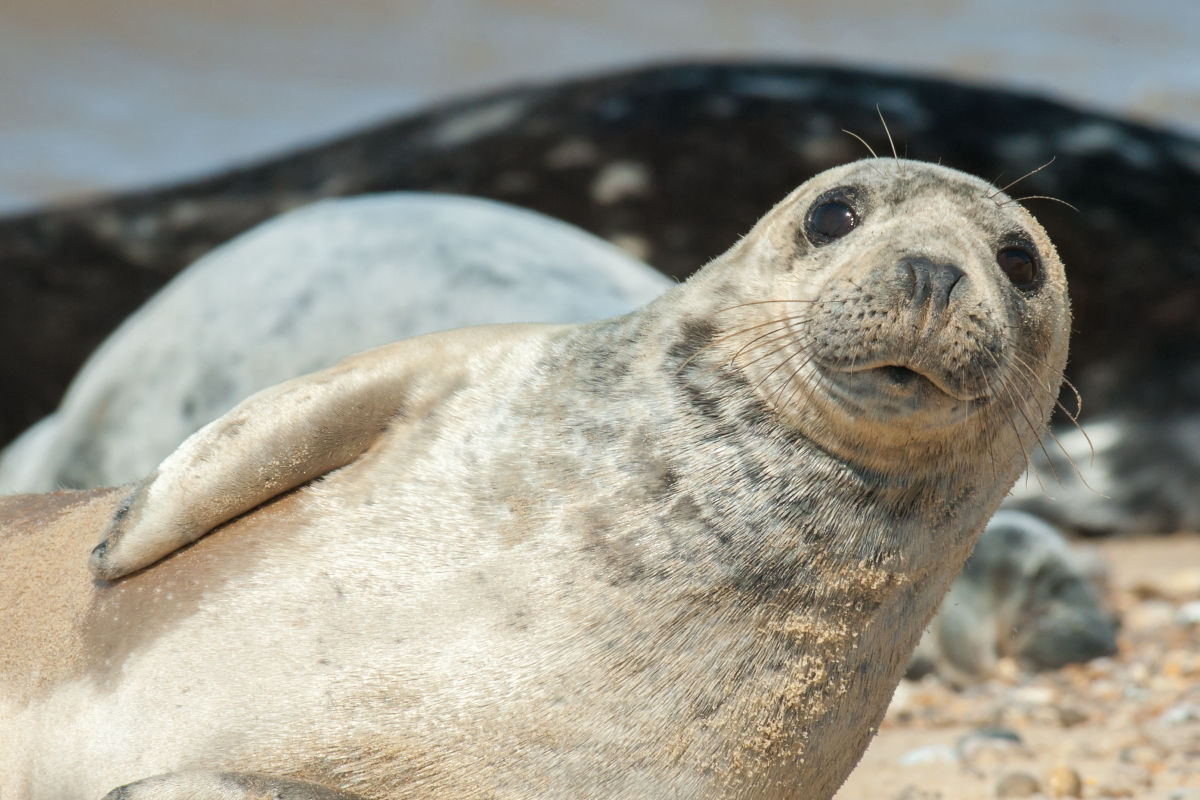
[1058,375,1084,421]
[875,106,901,171]
[781,352,823,411]
[754,343,813,399]
[677,297,846,375]
[686,330,808,394]
[986,156,1056,200]
[841,128,879,159]
[779,350,824,411]
[981,350,1095,493]
[1010,195,1081,213]
[972,367,1008,486]
[991,381,1040,487]
[1051,374,1097,466]
[976,348,1058,483]
[1002,352,1095,466]
[1032,416,1105,494]
[725,325,808,370]
[713,299,822,314]
[673,312,809,374]
[1003,353,1084,423]
[681,315,812,375]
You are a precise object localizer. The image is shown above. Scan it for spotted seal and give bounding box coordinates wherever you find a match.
[0,159,1069,799]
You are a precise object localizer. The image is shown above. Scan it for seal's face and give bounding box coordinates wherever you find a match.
[702,158,1070,470]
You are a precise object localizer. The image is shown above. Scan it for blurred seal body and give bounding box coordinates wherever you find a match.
[909,510,1117,684]
[0,193,668,492]
[0,160,1069,800]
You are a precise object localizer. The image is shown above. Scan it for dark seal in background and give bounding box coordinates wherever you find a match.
[3,61,1199,452]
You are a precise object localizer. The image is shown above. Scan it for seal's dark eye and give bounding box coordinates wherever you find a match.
[997,246,1038,288]
[806,200,858,244]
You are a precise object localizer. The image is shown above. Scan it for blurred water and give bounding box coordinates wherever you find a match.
[2,0,1197,214]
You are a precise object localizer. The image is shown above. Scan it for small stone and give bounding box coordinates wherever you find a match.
[1162,567,1200,601]
[893,786,943,800]
[1159,702,1200,725]
[1176,600,1200,626]
[993,656,1023,682]
[962,726,1023,745]
[1126,600,1177,631]
[1045,764,1083,797]
[1122,743,1165,767]
[1162,650,1200,679]
[898,744,958,765]
[1057,704,1090,727]
[959,726,1027,768]
[1011,685,1057,706]
[1093,764,1153,797]
[995,770,1040,797]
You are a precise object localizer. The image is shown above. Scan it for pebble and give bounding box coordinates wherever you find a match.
[1122,742,1166,767]
[1162,568,1200,601]
[1011,686,1057,706]
[892,786,942,800]
[1176,600,1200,626]
[1093,764,1154,797]
[994,770,1040,797]
[958,727,1027,770]
[1159,702,1200,725]
[897,744,958,766]
[1045,764,1084,797]
[1056,704,1090,727]
[1126,600,1177,630]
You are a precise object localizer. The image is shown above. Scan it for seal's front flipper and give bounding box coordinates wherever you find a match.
[102,771,365,799]
[90,325,548,581]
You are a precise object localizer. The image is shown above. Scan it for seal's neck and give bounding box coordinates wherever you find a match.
[542,313,1007,797]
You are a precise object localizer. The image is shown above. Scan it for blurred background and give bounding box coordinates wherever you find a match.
[3,0,1198,215]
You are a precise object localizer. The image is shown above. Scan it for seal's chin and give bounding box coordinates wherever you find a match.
[818,363,982,428]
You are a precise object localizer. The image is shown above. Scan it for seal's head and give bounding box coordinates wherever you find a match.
[686,158,1070,476]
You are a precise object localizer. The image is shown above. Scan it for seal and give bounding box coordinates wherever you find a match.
[907,510,1117,685]
[0,159,1070,800]
[0,193,669,493]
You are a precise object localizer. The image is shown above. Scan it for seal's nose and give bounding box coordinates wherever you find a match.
[903,257,965,314]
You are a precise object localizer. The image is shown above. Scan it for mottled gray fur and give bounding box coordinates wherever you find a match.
[1,160,1069,800]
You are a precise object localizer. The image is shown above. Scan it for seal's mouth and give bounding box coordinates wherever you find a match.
[839,361,982,403]
[877,365,922,388]
[812,358,988,428]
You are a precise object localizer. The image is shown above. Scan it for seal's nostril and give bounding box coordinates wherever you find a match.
[935,263,966,295]
[902,258,965,311]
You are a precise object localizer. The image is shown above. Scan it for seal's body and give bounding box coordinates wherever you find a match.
[0,160,1070,799]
